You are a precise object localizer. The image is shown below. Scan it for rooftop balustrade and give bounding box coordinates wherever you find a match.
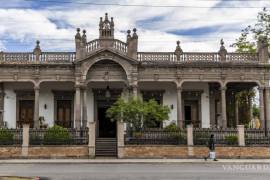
[0,45,260,64]
[137,52,259,63]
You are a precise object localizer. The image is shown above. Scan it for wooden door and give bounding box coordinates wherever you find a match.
[18,100,34,128]
[56,100,72,128]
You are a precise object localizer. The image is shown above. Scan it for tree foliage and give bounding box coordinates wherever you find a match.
[232,8,270,53]
[106,96,170,131]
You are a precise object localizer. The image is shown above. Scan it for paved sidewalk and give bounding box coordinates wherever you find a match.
[1,158,270,164]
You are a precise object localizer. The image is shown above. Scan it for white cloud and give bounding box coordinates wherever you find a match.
[0,0,269,52]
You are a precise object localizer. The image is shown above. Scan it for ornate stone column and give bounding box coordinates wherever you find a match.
[235,98,239,126]
[82,85,88,128]
[259,87,265,129]
[221,86,227,128]
[34,85,40,128]
[177,85,183,128]
[264,87,270,129]
[132,84,138,98]
[75,85,81,129]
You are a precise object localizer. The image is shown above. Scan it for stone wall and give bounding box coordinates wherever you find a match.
[0,147,22,158]
[0,146,88,158]
[121,146,270,159]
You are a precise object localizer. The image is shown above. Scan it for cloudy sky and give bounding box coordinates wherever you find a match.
[0,0,269,52]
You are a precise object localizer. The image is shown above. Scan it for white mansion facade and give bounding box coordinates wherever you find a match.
[0,13,269,137]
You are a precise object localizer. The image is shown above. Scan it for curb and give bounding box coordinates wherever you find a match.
[1,159,270,164]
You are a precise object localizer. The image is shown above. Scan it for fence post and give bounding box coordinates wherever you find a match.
[117,120,125,158]
[187,124,193,146]
[88,121,96,158]
[237,125,245,146]
[21,124,29,157]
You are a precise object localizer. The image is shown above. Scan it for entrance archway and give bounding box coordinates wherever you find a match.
[86,59,128,138]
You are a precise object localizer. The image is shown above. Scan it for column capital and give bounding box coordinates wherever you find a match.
[75,84,82,89]
[258,86,265,91]
[176,85,182,91]
[220,86,227,91]
[34,85,40,91]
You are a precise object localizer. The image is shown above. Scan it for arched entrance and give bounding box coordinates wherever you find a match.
[86,59,128,138]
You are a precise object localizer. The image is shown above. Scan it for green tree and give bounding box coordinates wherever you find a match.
[106,96,170,130]
[232,8,270,53]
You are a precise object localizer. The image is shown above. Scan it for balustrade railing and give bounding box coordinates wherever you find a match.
[86,39,127,54]
[113,39,127,53]
[0,52,36,62]
[40,52,76,62]
[0,52,75,63]
[86,39,100,52]
[137,52,259,63]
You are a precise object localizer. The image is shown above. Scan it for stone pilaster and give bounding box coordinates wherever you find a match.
[75,85,81,129]
[88,121,96,158]
[187,124,193,146]
[177,86,183,128]
[221,86,227,128]
[22,124,29,157]
[117,121,125,158]
[237,125,245,146]
[259,87,265,129]
[34,85,40,129]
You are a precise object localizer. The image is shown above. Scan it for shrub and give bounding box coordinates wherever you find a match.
[164,123,180,131]
[225,135,238,145]
[44,125,71,145]
[0,129,14,145]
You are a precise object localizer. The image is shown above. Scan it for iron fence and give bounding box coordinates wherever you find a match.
[193,128,238,146]
[245,129,270,146]
[125,129,187,145]
[29,128,89,145]
[0,128,22,146]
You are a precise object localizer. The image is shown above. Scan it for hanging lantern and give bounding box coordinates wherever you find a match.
[105,85,111,98]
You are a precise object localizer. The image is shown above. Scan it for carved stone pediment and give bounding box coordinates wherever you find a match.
[75,48,138,65]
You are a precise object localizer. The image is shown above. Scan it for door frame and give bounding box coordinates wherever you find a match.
[15,90,34,128]
[52,91,74,128]
[92,88,122,138]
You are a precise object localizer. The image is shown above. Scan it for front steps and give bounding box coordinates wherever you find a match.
[95,138,117,157]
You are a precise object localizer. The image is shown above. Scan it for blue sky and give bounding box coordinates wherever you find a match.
[0,0,269,52]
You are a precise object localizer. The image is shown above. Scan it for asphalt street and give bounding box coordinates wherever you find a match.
[0,163,270,180]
